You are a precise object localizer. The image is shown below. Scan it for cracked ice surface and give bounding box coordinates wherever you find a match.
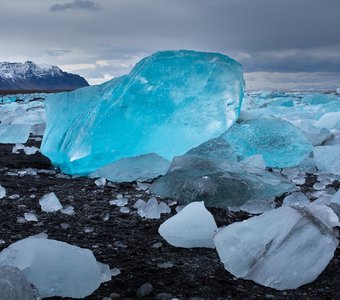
[41,50,244,175]
[214,204,340,290]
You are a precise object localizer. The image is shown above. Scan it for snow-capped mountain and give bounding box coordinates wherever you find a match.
[0,61,89,91]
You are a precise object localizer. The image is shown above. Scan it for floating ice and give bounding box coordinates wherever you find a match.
[0,237,110,298]
[313,145,340,175]
[41,50,244,175]
[151,155,294,208]
[92,153,170,182]
[159,202,217,248]
[222,117,313,168]
[39,192,63,212]
[214,204,339,290]
[0,265,40,300]
[0,185,6,199]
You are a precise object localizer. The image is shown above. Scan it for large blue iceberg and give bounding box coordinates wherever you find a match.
[41,50,244,174]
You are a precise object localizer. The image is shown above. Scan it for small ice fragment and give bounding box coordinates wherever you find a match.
[110,268,121,277]
[24,213,38,222]
[23,146,39,155]
[0,185,6,199]
[159,202,217,248]
[60,223,70,229]
[292,176,306,185]
[84,226,94,233]
[8,194,20,200]
[133,199,146,209]
[102,213,110,221]
[175,205,185,213]
[138,197,161,219]
[152,242,162,248]
[94,177,106,187]
[240,198,275,214]
[109,198,128,207]
[119,207,130,214]
[313,182,326,191]
[136,283,154,298]
[16,217,27,224]
[282,192,310,207]
[159,202,171,214]
[157,261,173,268]
[137,182,151,191]
[39,192,63,212]
[61,205,75,215]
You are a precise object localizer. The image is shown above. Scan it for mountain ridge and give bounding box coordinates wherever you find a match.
[0,61,89,91]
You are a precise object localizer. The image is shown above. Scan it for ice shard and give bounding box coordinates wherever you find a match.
[0,237,110,298]
[150,155,294,208]
[313,145,340,175]
[41,50,244,174]
[222,117,312,168]
[214,204,339,290]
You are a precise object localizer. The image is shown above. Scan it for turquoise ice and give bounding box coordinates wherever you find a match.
[222,116,313,168]
[41,50,244,174]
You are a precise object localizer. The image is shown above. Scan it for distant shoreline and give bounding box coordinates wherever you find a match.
[0,89,78,96]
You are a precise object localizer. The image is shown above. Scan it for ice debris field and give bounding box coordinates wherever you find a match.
[0,50,340,298]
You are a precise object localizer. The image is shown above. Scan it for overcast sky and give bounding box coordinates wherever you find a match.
[0,0,339,90]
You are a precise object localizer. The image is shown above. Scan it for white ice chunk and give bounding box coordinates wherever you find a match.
[0,237,110,298]
[282,192,310,207]
[39,192,63,212]
[314,145,340,175]
[94,177,106,187]
[23,146,39,155]
[331,190,340,205]
[214,205,339,290]
[24,213,38,222]
[0,185,6,199]
[159,201,217,248]
[0,124,31,144]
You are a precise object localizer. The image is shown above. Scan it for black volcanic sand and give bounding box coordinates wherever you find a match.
[0,139,340,300]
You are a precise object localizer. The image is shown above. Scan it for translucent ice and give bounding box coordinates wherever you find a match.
[41,50,244,175]
[39,192,63,212]
[0,265,40,300]
[0,185,6,199]
[222,117,313,168]
[137,197,170,219]
[92,153,170,183]
[282,192,310,207]
[214,204,339,290]
[159,202,217,248]
[0,237,110,298]
[0,124,31,144]
[313,145,340,175]
[150,155,294,208]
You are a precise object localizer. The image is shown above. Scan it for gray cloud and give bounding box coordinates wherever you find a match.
[0,0,339,89]
[50,0,101,12]
[45,49,72,56]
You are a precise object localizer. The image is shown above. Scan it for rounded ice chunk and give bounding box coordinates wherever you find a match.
[41,50,244,175]
[159,202,217,248]
[222,117,313,168]
[0,237,110,298]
